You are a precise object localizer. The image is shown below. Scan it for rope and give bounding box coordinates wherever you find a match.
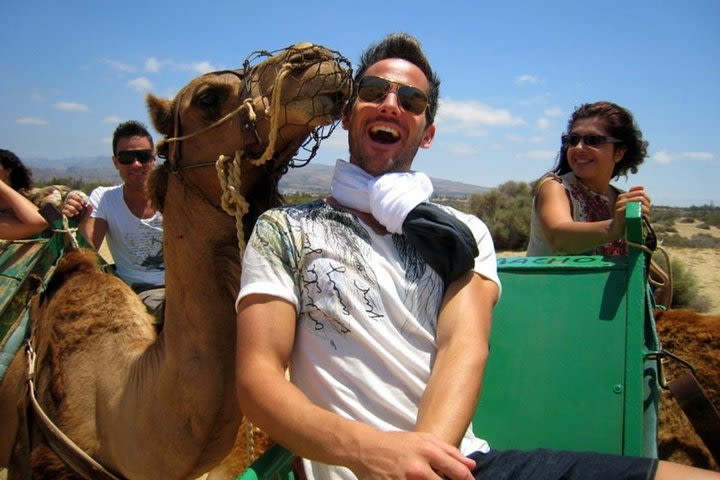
[52,216,80,250]
[161,99,255,147]
[217,151,250,255]
[626,238,673,307]
[244,418,256,464]
[250,63,292,168]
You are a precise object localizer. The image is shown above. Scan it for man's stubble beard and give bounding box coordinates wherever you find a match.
[347,130,422,177]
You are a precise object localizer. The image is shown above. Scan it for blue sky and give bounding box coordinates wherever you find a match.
[2,1,718,207]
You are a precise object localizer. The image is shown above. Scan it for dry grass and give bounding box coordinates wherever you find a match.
[662,220,720,314]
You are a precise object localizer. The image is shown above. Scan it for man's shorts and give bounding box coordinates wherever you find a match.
[469,449,658,480]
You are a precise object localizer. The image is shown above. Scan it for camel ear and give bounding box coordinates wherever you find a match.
[146,164,169,212]
[146,93,174,136]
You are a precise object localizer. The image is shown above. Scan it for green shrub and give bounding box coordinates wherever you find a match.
[469,181,533,251]
[669,260,695,308]
[35,177,114,193]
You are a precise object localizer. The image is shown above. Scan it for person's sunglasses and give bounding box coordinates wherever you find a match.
[356,75,429,116]
[116,149,155,165]
[561,134,622,147]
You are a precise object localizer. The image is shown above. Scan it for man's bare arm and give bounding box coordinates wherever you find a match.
[236,294,476,480]
[415,271,499,446]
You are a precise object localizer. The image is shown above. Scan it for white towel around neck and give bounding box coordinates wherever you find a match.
[329,159,433,234]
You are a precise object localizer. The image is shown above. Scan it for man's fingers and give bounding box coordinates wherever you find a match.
[428,440,475,480]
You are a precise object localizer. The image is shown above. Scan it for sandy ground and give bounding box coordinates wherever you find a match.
[98,239,113,264]
[662,220,720,314]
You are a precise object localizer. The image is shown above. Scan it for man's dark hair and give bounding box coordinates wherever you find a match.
[353,32,440,125]
[0,148,33,191]
[112,120,154,156]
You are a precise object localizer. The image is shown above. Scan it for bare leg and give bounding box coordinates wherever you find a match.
[655,460,720,479]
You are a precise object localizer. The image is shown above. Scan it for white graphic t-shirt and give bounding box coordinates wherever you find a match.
[239,200,500,480]
[89,185,164,286]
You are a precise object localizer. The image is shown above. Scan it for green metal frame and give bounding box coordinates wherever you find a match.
[472,202,657,456]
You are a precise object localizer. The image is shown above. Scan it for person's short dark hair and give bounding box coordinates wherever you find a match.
[0,148,33,192]
[553,101,648,179]
[112,120,154,156]
[352,32,440,125]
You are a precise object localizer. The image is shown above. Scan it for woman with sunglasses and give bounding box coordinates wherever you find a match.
[0,149,48,240]
[526,101,651,256]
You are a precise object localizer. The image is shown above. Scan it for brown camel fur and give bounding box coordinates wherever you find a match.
[655,308,720,471]
[0,43,350,480]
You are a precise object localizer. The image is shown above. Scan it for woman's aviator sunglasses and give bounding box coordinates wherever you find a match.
[356,76,429,116]
[116,149,155,165]
[561,134,622,147]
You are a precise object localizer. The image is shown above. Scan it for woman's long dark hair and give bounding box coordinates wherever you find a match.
[0,149,33,192]
[552,101,648,179]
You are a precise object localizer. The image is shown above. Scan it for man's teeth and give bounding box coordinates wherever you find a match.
[370,125,399,139]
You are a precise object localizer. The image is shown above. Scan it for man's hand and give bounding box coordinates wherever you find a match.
[351,430,475,480]
[61,190,90,218]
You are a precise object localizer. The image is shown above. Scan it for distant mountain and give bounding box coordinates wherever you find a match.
[25,156,491,198]
[279,163,491,198]
[26,156,121,184]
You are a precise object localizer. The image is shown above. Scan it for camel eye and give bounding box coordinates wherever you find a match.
[197,90,220,107]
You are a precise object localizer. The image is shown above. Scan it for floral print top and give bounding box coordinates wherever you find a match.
[527,172,627,256]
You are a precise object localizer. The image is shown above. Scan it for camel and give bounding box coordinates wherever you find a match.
[655,308,720,471]
[0,42,351,479]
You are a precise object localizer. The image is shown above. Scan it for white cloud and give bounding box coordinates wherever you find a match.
[320,128,348,152]
[30,92,43,102]
[103,58,136,73]
[515,74,540,86]
[437,99,525,137]
[16,117,48,125]
[518,94,551,107]
[187,61,214,74]
[145,57,161,73]
[505,134,546,145]
[536,117,551,130]
[143,57,216,74]
[521,150,557,160]
[128,77,153,93]
[104,115,123,124]
[544,107,563,117]
[54,102,90,112]
[654,151,672,164]
[653,150,715,164]
[448,143,483,156]
[679,151,714,161]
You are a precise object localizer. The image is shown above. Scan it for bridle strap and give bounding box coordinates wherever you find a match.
[163,98,256,147]
[22,340,123,480]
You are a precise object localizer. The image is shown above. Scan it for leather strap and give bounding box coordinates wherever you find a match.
[667,371,720,464]
[23,341,123,480]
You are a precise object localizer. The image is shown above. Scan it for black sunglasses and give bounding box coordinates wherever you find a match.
[356,75,429,116]
[561,134,622,147]
[116,149,155,165]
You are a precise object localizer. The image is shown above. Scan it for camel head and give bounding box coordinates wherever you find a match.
[146,42,352,242]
